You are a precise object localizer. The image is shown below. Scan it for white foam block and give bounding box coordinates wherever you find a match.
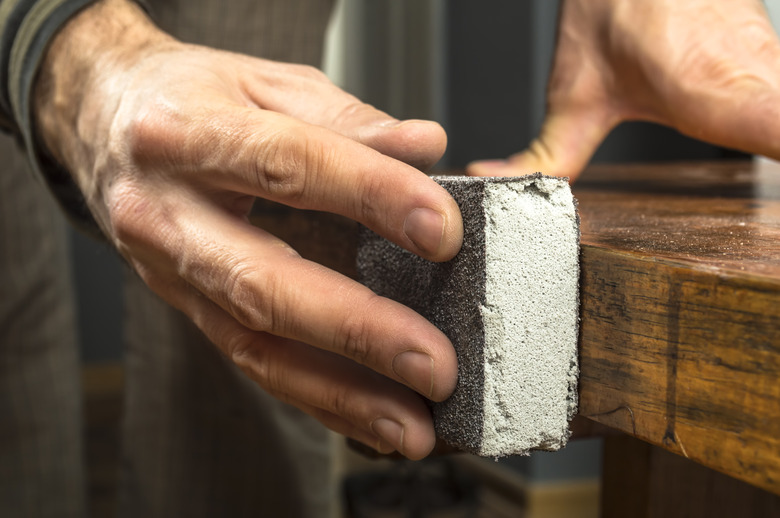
[358,174,580,457]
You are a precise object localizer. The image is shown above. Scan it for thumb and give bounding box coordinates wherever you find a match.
[467,106,617,183]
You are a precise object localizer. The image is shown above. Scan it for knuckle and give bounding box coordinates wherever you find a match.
[251,128,310,201]
[119,97,217,171]
[106,179,187,272]
[223,260,275,331]
[325,383,357,421]
[108,194,142,245]
[108,180,167,244]
[122,103,183,166]
[340,316,370,366]
[228,334,276,390]
[336,292,383,367]
[252,126,336,203]
[221,256,297,335]
[354,169,383,227]
[226,329,257,366]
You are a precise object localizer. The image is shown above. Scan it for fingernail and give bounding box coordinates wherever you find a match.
[371,418,405,453]
[376,119,405,128]
[404,208,445,256]
[376,119,434,129]
[375,438,396,455]
[393,350,434,398]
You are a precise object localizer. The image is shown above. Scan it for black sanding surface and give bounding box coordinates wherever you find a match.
[358,177,508,453]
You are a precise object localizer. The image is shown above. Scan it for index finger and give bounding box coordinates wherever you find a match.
[129,105,464,262]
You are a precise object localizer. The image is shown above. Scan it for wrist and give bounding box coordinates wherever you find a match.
[33,0,172,200]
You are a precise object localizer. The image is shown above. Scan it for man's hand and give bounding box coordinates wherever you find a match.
[35,0,463,459]
[468,0,780,181]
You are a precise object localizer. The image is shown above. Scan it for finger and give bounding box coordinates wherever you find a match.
[241,61,447,170]
[254,342,438,461]
[261,81,449,171]
[121,243,400,456]
[298,405,397,456]
[350,119,448,173]
[112,192,459,403]
[673,82,780,161]
[642,0,780,160]
[467,106,617,182]
[176,284,438,460]
[348,437,462,460]
[129,106,462,262]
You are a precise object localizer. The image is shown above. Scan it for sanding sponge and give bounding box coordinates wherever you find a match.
[358,174,580,457]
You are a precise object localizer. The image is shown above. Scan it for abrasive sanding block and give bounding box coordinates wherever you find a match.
[358,174,580,457]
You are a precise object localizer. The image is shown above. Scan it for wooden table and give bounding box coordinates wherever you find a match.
[252,159,780,512]
[573,159,780,515]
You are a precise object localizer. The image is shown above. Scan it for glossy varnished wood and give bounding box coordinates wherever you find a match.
[575,160,780,276]
[574,159,780,496]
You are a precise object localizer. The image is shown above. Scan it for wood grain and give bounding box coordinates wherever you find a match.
[575,160,780,496]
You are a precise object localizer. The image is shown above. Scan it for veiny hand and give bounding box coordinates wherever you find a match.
[35,0,463,459]
[469,0,780,181]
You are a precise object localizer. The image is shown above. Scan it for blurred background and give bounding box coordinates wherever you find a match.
[75,1,778,516]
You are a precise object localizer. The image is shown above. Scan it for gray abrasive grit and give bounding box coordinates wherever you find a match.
[357,174,580,457]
